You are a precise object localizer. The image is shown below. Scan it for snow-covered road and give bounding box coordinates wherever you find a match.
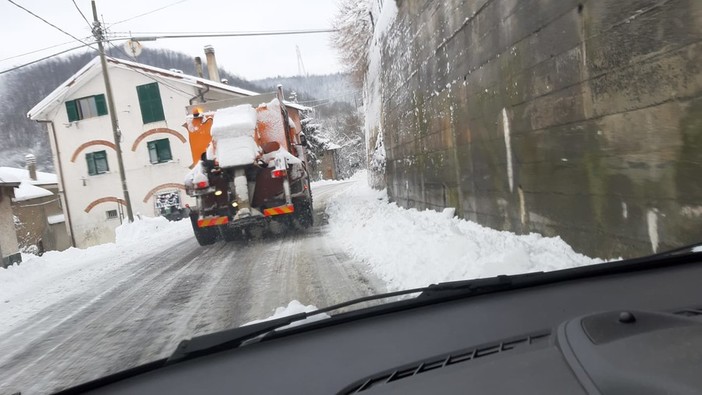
[0,174,603,394]
[0,181,384,395]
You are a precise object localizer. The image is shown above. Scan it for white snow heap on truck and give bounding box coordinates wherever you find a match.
[209,104,259,168]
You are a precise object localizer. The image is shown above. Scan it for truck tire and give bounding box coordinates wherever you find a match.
[190,215,217,246]
[295,197,314,228]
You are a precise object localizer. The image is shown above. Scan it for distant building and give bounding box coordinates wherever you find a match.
[28,56,260,248]
[321,147,341,180]
[2,154,71,253]
[0,169,21,268]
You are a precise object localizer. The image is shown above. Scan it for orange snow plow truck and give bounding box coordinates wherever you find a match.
[184,87,312,245]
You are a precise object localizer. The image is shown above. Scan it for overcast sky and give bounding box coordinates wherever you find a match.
[1,0,343,80]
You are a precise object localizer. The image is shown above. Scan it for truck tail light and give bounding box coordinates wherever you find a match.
[272,156,287,178]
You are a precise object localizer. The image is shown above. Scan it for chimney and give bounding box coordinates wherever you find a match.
[25,154,37,181]
[204,45,220,82]
[194,56,204,78]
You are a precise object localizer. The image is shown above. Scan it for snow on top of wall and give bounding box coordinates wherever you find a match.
[13,182,53,202]
[373,0,399,35]
[364,0,398,181]
[0,167,57,185]
[0,168,21,185]
[47,214,65,225]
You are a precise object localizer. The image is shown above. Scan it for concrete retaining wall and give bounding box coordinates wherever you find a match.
[369,0,702,258]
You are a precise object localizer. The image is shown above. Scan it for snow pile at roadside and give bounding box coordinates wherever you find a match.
[326,174,604,291]
[242,300,330,329]
[115,215,189,244]
[0,217,191,329]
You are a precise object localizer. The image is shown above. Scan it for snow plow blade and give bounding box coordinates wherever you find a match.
[198,216,229,228]
[263,204,295,217]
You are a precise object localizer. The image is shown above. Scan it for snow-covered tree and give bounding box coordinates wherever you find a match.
[301,105,366,180]
[331,0,373,87]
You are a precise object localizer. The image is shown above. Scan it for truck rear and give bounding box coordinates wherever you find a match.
[184,88,313,245]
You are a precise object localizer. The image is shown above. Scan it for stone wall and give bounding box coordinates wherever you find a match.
[370,0,702,258]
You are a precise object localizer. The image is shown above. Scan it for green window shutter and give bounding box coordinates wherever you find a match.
[95,151,109,173]
[158,139,172,161]
[66,100,79,122]
[137,83,165,124]
[86,152,96,175]
[147,141,158,163]
[94,94,108,116]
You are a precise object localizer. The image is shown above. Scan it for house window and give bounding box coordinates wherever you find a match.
[147,138,172,164]
[136,83,165,124]
[86,150,109,175]
[106,210,118,220]
[65,94,108,121]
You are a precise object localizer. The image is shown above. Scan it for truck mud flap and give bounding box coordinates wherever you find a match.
[263,204,295,217]
[197,216,229,228]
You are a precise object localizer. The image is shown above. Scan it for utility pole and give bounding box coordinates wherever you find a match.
[91,0,134,222]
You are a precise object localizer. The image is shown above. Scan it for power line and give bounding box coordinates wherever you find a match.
[107,0,189,27]
[6,0,95,49]
[0,43,94,75]
[0,38,86,63]
[108,28,338,41]
[105,40,201,99]
[71,0,92,28]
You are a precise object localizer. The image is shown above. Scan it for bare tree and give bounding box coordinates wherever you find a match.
[331,0,373,87]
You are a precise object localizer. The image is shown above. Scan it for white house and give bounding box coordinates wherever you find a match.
[28,56,260,248]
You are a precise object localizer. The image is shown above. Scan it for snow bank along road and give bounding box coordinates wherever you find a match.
[0,181,383,395]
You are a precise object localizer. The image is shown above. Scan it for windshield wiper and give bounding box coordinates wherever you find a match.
[168,243,702,364]
[167,273,530,364]
[167,286,428,364]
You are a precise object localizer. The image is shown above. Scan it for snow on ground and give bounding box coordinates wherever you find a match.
[242,300,330,329]
[0,216,191,333]
[326,172,605,291]
[311,171,366,188]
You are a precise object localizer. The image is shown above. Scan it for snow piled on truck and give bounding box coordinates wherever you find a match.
[210,104,259,167]
[326,172,605,291]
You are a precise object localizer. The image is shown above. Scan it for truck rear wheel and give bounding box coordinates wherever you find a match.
[190,215,218,246]
[295,197,313,228]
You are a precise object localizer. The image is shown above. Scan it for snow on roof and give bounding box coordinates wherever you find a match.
[13,181,54,202]
[47,214,65,225]
[28,56,261,120]
[0,167,57,186]
[0,168,21,186]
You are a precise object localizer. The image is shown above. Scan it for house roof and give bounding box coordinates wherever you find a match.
[0,168,22,188]
[0,167,57,186]
[27,56,308,120]
[13,181,54,202]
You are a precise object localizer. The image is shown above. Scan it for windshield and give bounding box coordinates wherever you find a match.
[0,0,700,393]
